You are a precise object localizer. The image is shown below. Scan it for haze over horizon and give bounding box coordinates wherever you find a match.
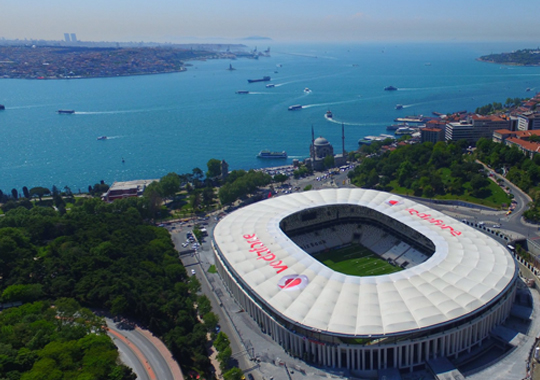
[3,0,540,44]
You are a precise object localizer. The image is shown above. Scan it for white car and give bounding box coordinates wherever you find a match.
[191,269,196,275]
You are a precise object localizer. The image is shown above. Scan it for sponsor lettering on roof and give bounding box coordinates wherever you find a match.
[405,208,462,237]
[243,234,288,273]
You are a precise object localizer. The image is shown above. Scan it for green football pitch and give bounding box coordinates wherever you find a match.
[312,244,402,277]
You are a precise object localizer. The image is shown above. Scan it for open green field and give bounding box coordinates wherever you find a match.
[313,244,402,277]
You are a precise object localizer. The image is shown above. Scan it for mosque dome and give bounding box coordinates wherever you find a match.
[314,136,330,146]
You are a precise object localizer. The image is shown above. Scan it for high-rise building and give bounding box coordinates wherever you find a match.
[64,33,70,42]
[70,33,77,42]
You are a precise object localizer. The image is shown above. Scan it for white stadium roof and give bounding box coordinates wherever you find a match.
[213,189,517,337]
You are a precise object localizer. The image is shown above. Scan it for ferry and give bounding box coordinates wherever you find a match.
[395,104,403,110]
[57,109,75,114]
[257,150,287,159]
[358,134,395,145]
[236,90,249,94]
[394,116,425,123]
[384,86,398,91]
[394,126,417,136]
[97,136,107,140]
[288,104,302,111]
[386,123,409,131]
[247,76,271,83]
[266,84,275,88]
[325,110,333,119]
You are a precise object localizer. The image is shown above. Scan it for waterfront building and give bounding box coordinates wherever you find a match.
[421,120,447,143]
[102,179,158,202]
[445,114,510,143]
[517,111,540,131]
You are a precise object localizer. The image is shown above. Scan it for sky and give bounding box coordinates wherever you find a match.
[3,0,540,43]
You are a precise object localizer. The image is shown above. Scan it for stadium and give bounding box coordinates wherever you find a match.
[212,189,518,377]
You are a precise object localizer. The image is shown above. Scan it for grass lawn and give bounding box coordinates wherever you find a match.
[312,244,401,277]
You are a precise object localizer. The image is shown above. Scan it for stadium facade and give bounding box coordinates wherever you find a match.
[212,189,517,376]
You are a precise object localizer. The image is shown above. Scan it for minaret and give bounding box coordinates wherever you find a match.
[311,125,315,160]
[342,123,346,156]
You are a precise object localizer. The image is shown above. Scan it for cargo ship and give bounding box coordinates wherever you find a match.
[248,76,271,83]
[57,110,75,114]
[257,150,287,159]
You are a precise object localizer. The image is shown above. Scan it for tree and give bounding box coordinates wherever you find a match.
[206,158,222,179]
[323,154,335,169]
[160,173,180,199]
[29,187,51,201]
[22,186,30,199]
[11,188,18,199]
[223,368,244,380]
[273,173,288,183]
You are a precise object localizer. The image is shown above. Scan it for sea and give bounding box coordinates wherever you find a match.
[1,41,540,193]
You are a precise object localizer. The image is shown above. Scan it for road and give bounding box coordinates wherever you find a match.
[171,224,255,375]
[106,318,181,380]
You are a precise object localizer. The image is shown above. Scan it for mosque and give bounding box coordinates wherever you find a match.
[304,124,347,171]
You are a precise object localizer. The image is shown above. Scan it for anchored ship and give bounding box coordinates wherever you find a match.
[257,150,287,159]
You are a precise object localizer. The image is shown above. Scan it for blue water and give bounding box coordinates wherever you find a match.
[1,41,540,193]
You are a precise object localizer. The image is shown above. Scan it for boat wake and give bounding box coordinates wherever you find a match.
[324,115,386,127]
[75,109,162,115]
[302,98,360,109]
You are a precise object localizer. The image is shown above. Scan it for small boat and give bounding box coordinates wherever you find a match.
[247,76,271,83]
[266,84,275,88]
[526,88,531,92]
[97,136,107,140]
[384,86,398,91]
[226,64,236,71]
[257,150,287,159]
[0,104,5,110]
[304,87,311,93]
[395,104,403,110]
[236,90,249,94]
[325,110,333,119]
[57,109,75,114]
[288,104,302,111]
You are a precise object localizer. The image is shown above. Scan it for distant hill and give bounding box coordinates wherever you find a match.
[478,48,540,66]
[242,36,273,41]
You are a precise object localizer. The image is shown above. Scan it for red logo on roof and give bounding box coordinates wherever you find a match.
[387,200,401,206]
[277,275,309,291]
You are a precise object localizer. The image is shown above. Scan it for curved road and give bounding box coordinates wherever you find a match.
[106,318,183,380]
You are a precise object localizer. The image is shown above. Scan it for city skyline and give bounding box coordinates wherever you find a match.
[3,0,540,44]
